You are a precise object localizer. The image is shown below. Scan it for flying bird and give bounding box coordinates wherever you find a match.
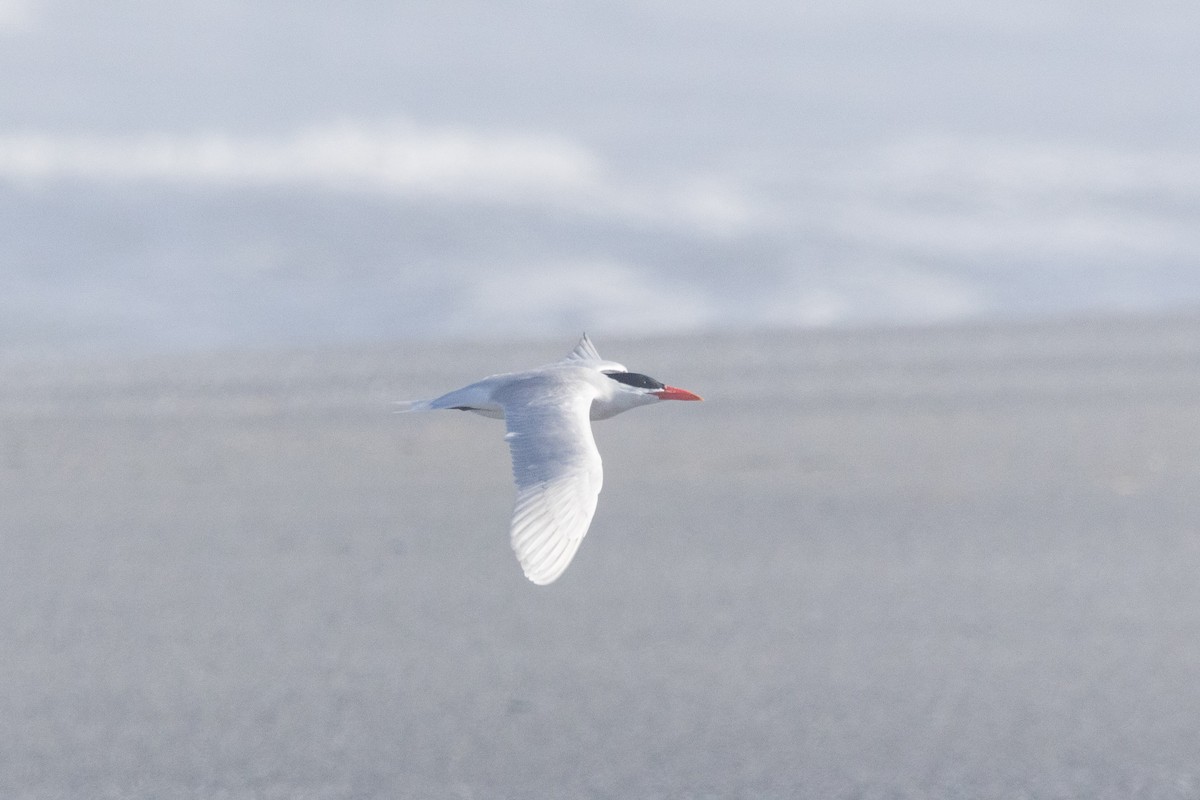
[397,334,702,585]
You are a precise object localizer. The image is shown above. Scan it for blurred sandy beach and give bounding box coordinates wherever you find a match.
[2,314,1199,798]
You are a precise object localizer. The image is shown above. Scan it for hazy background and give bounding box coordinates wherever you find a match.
[3,0,1200,356]
[4,5,1200,797]
[4,319,1200,798]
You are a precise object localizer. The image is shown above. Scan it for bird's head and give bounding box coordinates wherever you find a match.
[601,369,703,409]
[568,334,702,418]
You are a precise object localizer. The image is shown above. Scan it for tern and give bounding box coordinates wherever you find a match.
[397,334,702,585]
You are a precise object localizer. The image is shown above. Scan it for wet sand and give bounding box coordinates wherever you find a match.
[3,315,1199,798]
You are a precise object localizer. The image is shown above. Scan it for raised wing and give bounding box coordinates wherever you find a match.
[497,375,603,585]
[564,332,602,362]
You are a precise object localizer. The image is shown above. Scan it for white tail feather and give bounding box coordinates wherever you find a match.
[393,399,433,413]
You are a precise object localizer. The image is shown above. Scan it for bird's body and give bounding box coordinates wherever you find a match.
[397,334,701,585]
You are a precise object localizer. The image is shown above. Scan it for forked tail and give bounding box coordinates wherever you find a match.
[393,399,434,413]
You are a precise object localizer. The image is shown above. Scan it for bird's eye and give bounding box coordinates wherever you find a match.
[604,371,665,390]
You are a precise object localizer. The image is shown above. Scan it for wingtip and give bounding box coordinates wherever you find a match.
[520,551,576,585]
[524,570,561,586]
[511,504,589,586]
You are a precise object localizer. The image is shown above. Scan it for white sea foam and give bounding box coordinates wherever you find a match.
[0,122,758,237]
[2,122,1198,352]
[0,123,597,196]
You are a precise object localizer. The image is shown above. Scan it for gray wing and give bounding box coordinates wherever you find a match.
[498,376,603,585]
